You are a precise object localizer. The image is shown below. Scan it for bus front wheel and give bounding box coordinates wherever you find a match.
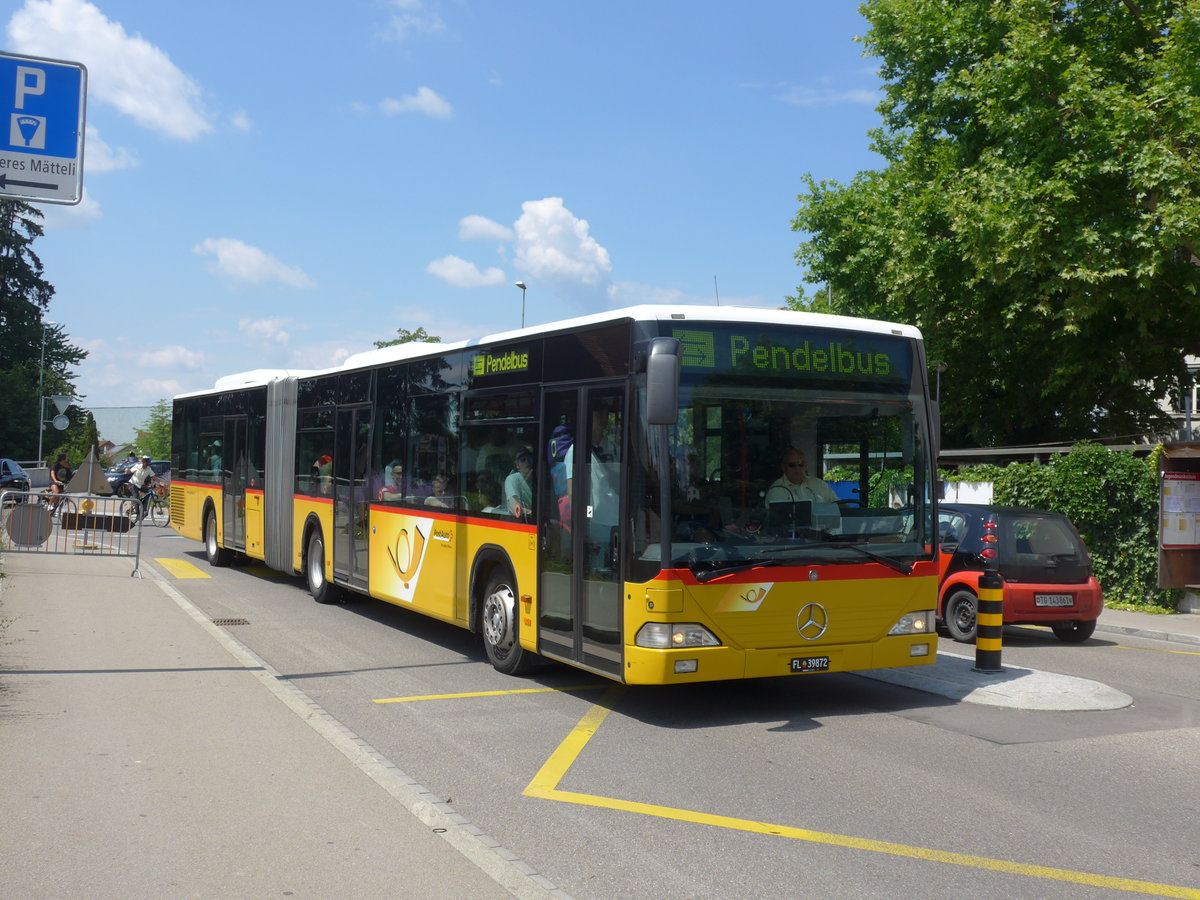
[481,570,536,675]
[306,530,340,604]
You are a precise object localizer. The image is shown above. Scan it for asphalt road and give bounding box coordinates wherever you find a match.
[142,529,1200,898]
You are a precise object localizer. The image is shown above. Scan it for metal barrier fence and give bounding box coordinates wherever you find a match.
[0,490,168,577]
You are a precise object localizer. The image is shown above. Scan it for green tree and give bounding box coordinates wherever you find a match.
[374,326,442,349]
[136,399,173,460]
[791,0,1200,449]
[0,199,86,461]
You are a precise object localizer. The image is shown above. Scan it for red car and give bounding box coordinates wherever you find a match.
[937,503,1103,643]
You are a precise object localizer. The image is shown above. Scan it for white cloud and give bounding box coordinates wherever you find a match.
[458,215,513,243]
[41,186,101,228]
[512,198,612,303]
[778,85,878,107]
[139,344,204,369]
[382,0,446,42]
[230,111,253,132]
[84,126,137,173]
[426,255,506,288]
[193,237,317,289]
[134,377,185,399]
[239,317,291,344]
[7,0,213,140]
[379,86,453,119]
[608,281,688,307]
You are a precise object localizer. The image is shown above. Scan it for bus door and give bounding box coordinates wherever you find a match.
[538,385,624,678]
[221,416,247,551]
[333,405,372,590]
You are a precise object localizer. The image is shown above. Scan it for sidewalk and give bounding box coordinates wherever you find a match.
[863,604,1200,710]
[0,552,555,900]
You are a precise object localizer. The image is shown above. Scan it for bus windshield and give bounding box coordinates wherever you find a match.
[631,323,935,578]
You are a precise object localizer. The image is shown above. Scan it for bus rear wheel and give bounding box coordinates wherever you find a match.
[204,509,233,567]
[481,570,536,675]
[306,530,340,604]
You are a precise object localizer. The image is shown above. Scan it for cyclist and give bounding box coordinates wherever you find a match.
[48,452,72,514]
[127,456,161,518]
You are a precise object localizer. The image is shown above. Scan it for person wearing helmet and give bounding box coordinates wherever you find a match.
[127,455,160,514]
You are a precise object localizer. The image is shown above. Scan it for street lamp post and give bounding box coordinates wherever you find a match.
[36,320,54,465]
[514,281,527,328]
[935,362,948,404]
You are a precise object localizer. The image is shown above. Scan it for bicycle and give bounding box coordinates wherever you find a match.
[130,481,170,526]
[38,487,77,522]
[144,482,170,526]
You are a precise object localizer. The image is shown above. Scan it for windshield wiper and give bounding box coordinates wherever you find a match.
[693,558,789,583]
[693,542,914,581]
[762,541,914,576]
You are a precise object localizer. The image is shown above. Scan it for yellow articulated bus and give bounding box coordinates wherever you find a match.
[171,305,940,684]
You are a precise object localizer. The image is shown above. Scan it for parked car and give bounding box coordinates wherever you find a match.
[937,503,1103,643]
[1,457,32,500]
[105,459,171,495]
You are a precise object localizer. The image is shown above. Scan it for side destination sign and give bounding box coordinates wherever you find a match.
[472,348,530,377]
[674,325,911,385]
[0,51,87,205]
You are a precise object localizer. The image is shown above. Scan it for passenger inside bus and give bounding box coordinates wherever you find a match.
[425,474,453,508]
[380,462,405,501]
[504,447,535,518]
[312,453,332,496]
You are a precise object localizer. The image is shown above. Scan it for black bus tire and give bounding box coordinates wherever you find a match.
[204,508,233,567]
[306,529,340,604]
[481,569,536,675]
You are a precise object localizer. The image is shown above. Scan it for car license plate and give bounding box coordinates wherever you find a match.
[790,656,830,673]
[1034,593,1074,607]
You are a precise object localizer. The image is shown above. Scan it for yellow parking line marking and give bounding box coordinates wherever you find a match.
[1113,644,1200,657]
[374,685,603,704]
[154,558,211,579]
[525,691,1200,899]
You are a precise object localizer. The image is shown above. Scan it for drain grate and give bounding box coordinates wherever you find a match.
[212,617,250,627]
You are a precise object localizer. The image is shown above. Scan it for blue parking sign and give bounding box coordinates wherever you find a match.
[0,51,86,205]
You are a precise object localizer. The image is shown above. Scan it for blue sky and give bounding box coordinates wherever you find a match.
[7,0,886,409]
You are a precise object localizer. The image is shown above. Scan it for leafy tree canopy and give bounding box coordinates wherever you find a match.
[374,326,442,348]
[791,0,1200,448]
[136,399,173,460]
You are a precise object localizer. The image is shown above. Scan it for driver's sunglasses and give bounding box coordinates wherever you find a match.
[517,453,533,462]
[786,461,806,468]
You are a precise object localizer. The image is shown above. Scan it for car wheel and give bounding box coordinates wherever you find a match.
[944,589,978,643]
[204,509,233,567]
[306,530,341,604]
[480,569,537,675]
[1050,619,1096,643]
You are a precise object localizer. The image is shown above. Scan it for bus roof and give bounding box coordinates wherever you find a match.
[338,304,923,371]
[178,305,923,399]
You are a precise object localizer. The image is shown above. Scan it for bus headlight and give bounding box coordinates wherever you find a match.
[888,611,934,635]
[636,622,721,649]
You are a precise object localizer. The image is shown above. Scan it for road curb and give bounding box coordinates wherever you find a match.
[142,560,570,900]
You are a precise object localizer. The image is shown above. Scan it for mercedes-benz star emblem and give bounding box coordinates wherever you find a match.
[796,603,829,641]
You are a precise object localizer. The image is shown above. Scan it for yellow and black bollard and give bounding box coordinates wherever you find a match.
[973,561,1004,672]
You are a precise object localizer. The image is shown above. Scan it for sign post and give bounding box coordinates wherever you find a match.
[0,51,86,205]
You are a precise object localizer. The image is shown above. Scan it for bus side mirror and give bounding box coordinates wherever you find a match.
[645,337,680,425]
